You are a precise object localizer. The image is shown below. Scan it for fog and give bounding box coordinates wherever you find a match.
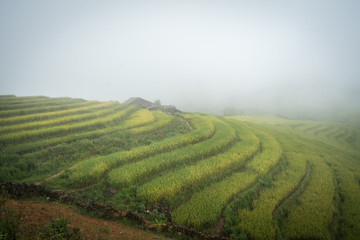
[1,0,359,119]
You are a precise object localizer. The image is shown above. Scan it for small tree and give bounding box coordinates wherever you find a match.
[154,99,161,106]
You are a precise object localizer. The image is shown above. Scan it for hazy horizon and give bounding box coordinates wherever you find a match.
[1,1,359,118]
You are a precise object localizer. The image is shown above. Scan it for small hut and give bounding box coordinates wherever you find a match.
[124,97,180,114]
[124,97,157,109]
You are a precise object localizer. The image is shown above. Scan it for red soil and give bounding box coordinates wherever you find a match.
[3,199,170,240]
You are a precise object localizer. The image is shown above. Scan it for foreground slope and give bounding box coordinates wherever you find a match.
[2,198,171,240]
[1,95,360,239]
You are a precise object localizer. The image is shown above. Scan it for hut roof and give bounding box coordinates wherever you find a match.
[124,97,156,108]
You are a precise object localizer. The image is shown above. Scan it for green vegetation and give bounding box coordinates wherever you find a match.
[0,98,87,118]
[0,104,134,145]
[171,123,281,228]
[0,101,118,133]
[107,118,235,188]
[237,153,308,239]
[137,120,260,202]
[0,100,100,125]
[282,156,334,239]
[1,95,359,239]
[69,114,215,187]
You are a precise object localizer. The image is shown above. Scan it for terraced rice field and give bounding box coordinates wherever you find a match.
[1,95,359,239]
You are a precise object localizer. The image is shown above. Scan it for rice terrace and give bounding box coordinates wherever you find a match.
[0,95,359,239]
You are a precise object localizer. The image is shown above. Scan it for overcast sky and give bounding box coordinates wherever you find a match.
[1,0,359,114]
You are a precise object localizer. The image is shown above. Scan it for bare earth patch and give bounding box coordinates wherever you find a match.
[3,199,170,240]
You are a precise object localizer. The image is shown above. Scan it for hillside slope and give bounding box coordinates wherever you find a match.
[1,198,171,240]
[1,95,359,239]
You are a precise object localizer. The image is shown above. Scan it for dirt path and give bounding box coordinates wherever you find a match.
[177,116,192,131]
[3,199,170,240]
[215,217,226,235]
[34,169,65,185]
